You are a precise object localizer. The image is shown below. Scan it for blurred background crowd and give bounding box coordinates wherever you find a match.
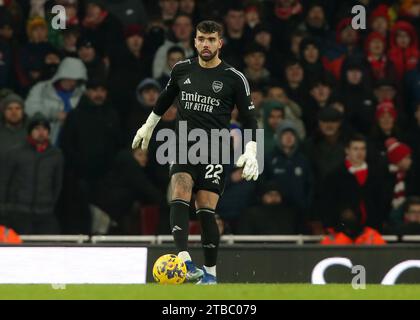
[1,0,420,244]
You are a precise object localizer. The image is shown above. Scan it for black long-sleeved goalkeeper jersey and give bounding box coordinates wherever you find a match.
[154,58,258,136]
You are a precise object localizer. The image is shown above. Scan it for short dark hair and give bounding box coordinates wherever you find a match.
[245,43,266,56]
[284,58,302,69]
[345,133,367,148]
[196,20,223,37]
[174,13,193,24]
[167,46,185,58]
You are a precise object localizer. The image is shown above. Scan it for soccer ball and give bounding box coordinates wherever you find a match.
[153,254,187,284]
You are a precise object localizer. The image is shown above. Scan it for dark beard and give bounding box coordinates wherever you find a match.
[198,50,218,62]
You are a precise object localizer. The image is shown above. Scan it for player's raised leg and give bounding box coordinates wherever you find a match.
[195,190,220,284]
[170,172,203,281]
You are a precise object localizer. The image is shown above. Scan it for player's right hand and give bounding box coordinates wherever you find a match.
[131,112,161,150]
[132,124,154,150]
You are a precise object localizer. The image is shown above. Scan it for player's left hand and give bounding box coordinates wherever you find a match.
[236,141,259,181]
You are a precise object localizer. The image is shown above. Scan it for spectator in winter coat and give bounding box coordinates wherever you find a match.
[384,138,420,215]
[264,120,313,229]
[373,78,405,118]
[321,134,387,230]
[40,47,62,81]
[221,5,251,70]
[321,207,386,245]
[59,78,122,234]
[5,115,63,234]
[61,26,80,58]
[109,24,152,121]
[269,0,303,56]
[389,197,420,235]
[252,24,282,79]
[262,100,285,155]
[238,181,298,235]
[0,93,28,150]
[81,0,124,57]
[267,85,306,139]
[282,59,309,110]
[304,106,353,219]
[16,16,55,93]
[157,46,186,89]
[323,18,362,80]
[296,3,330,46]
[388,21,419,82]
[153,14,194,79]
[339,57,376,135]
[77,37,108,82]
[243,43,272,89]
[299,37,335,89]
[369,101,406,173]
[60,78,122,183]
[125,78,162,145]
[369,4,392,38]
[0,93,28,220]
[25,57,87,144]
[304,79,335,134]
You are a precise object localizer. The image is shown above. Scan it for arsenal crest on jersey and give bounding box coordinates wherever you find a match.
[212,81,223,93]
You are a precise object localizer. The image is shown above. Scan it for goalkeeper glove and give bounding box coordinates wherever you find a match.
[131,111,161,150]
[236,141,259,181]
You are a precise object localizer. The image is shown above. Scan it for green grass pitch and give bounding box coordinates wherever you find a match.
[0,284,419,300]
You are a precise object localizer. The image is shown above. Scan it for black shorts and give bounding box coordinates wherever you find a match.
[169,163,227,196]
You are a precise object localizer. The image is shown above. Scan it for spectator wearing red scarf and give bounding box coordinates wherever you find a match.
[4,115,63,234]
[385,138,420,210]
[321,134,387,230]
[365,32,397,82]
[388,21,419,81]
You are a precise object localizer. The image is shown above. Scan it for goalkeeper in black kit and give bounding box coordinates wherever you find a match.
[132,21,259,284]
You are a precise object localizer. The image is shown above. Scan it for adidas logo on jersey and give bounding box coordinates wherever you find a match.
[212,179,220,185]
[184,78,192,85]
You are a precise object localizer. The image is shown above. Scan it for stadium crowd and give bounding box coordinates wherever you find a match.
[0,0,420,243]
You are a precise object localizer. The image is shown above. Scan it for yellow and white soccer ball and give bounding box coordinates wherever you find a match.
[153,254,187,284]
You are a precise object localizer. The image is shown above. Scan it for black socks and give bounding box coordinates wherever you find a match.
[197,208,220,267]
[170,199,190,252]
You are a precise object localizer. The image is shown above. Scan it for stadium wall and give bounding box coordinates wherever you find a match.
[149,244,420,284]
[1,244,420,284]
